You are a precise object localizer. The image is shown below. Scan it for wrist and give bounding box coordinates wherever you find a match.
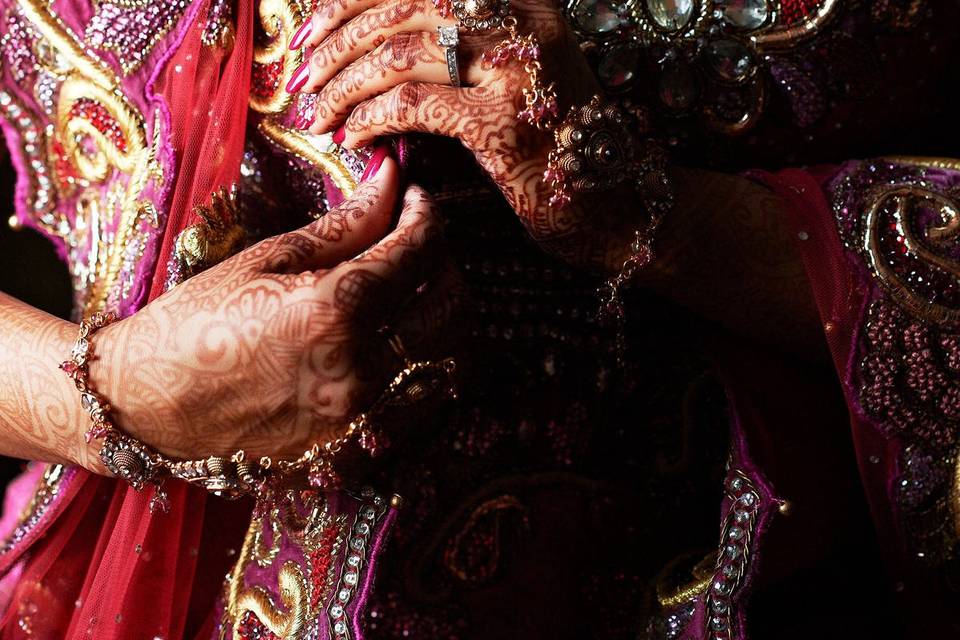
[48,317,108,473]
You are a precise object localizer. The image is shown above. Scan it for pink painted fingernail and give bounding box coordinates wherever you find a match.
[289,19,313,50]
[361,146,390,182]
[285,61,310,93]
[332,127,345,145]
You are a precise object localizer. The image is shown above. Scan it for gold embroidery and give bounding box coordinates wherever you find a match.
[884,156,960,173]
[234,563,310,638]
[250,0,310,115]
[223,492,337,639]
[754,0,842,49]
[55,78,146,180]
[16,0,114,88]
[863,185,960,325]
[654,551,715,608]
[259,118,358,198]
[14,0,163,316]
[250,0,361,204]
[172,187,247,278]
[443,495,529,585]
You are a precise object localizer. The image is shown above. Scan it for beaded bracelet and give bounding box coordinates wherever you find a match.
[60,314,457,511]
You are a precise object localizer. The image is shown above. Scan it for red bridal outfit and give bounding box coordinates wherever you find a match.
[0,0,958,638]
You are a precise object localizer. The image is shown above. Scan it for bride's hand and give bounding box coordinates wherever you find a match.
[91,156,464,464]
[288,0,620,270]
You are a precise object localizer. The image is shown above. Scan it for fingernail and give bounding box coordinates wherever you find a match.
[360,146,390,182]
[289,19,313,50]
[285,61,310,93]
[332,127,345,145]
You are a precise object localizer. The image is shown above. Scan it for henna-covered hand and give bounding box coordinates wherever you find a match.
[88,157,464,464]
[289,0,644,273]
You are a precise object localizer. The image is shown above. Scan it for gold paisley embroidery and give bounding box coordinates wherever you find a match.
[442,495,530,585]
[235,563,310,638]
[863,184,960,325]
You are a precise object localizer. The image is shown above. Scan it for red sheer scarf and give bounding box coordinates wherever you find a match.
[1,1,255,637]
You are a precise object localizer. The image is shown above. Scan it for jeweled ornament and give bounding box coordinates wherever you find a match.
[598,43,640,89]
[659,61,700,110]
[573,0,626,34]
[704,38,755,82]
[717,0,769,29]
[646,0,695,31]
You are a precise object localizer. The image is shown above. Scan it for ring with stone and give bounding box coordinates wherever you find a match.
[436,25,462,87]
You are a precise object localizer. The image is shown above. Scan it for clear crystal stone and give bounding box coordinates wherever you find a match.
[718,0,768,29]
[598,43,639,89]
[705,39,754,82]
[659,61,699,110]
[344,571,358,585]
[573,0,624,34]
[646,0,694,31]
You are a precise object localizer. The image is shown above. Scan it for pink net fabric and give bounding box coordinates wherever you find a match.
[0,1,255,637]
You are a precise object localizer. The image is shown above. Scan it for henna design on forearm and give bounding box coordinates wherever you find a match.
[0,294,95,468]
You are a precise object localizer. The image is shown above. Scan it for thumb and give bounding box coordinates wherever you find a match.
[264,148,399,273]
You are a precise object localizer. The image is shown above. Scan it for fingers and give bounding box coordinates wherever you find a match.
[337,82,513,148]
[310,31,466,134]
[300,1,439,95]
[260,152,399,273]
[298,0,387,51]
[328,184,446,316]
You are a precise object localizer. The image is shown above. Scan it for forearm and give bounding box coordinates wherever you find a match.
[0,293,94,468]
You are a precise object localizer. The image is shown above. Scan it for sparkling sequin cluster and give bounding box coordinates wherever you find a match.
[704,470,760,640]
[84,0,190,74]
[69,98,128,151]
[202,0,235,48]
[236,610,279,640]
[1,9,38,84]
[252,59,285,98]
[0,465,67,555]
[0,90,57,222]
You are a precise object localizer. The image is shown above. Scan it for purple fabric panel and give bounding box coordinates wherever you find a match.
[351,504,398,640]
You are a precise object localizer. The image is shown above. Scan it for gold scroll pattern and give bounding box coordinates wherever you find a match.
[15,0,162,317]
[862,184,960,326]
[251,0,359,199]
[221,489,393,640]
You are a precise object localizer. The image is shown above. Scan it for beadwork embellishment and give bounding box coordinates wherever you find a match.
[220,488,394,640]
[705,470,760,640]
[84,0,191,75]
[0,465,69,556]
[562,0,854,135]
[832,158,960,563]
[164,187,247,291]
